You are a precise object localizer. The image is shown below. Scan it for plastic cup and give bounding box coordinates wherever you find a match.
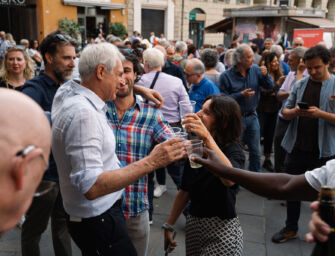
[185,139,203,168]
[179,100,196,131]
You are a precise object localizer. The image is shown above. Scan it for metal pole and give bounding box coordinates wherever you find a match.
[181,0,185,40]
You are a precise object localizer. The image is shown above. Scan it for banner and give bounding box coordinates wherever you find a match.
[293,29,324,48]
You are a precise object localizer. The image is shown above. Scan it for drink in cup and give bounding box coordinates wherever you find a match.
[186,139,203,168]
[179,100,196,131]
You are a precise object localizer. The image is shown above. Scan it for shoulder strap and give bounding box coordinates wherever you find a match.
[145,71,160,103]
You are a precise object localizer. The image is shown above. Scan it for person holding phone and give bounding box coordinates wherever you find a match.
[271,45,335,243]
[163,95,245,255]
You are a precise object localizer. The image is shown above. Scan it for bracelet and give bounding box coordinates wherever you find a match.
[162,223,175,232]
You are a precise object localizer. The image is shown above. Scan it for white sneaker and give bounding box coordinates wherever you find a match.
[154,185,167,198]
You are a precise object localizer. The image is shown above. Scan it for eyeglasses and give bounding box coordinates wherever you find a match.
[16,145,54,197]
[185,73,197,78]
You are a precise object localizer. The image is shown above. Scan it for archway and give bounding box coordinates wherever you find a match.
[189,8,205,49]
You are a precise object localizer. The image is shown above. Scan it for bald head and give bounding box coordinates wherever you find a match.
[0,89,51,233]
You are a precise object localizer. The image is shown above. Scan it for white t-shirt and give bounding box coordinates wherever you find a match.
[305,159,335,192]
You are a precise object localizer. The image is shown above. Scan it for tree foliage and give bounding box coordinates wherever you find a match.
[109,22,127,38]
[59,18,81,39]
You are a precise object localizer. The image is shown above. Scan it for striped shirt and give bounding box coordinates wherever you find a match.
[107,96,172,218]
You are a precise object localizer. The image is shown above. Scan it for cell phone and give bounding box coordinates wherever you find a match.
[165,230,177,256]
[297,102,309,109]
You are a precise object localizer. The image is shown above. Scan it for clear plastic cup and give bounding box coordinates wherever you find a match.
[179,100,196,131]
[185,139,203,168]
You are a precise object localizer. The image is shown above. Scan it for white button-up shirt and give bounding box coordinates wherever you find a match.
[52,80,123,218]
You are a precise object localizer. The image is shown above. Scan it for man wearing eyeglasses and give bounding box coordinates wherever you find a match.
[185,58,220,113]
[20,31,77,256]
[0,89,51,234]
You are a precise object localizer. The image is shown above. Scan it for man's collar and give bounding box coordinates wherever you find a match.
[40,72,59,87]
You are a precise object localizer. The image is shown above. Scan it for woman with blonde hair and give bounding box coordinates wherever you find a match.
[0,46,34,90]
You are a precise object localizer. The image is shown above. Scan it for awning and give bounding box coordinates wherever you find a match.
[289,17,335,32]
[205,18,233,33]
[63,0,126,9]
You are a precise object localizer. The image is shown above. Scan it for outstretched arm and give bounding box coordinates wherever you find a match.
[192,148,318,201]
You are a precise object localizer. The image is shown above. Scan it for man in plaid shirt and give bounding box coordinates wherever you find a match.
[107,51,172,256]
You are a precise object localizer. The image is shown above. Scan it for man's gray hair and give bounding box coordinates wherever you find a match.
[270,45,283,59]
[293,37,304,44]
[79,43,124,80]
[216,44,225,51]
[143,48,165,68]
[175,41,187,53]
[200,49,219,69]
[188,58,205,75]
[106,35,122,44]
[224,49,235,65]
[265,38,274,43]
[232,44,252,66]
[290,46,307,59]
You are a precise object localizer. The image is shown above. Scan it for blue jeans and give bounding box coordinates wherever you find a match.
[242,113,262,172]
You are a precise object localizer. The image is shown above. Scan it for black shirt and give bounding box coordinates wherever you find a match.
[294,79,322,153]
[180,142,245,220]
[0,77,24,91]
[21,72,60,181]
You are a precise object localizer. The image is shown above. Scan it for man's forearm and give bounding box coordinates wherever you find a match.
[85,156,157,200]
[319,110,335,125]
[276,91,290,101]
[282,108,297,120]
[214,165,318,201]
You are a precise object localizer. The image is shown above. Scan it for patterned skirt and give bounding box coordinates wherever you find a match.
[185,215,243,256]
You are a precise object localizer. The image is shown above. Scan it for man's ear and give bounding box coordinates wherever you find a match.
[45,52,53,65]
[11,156,25,191]
[96,65,104,80]
[11,148,44,191]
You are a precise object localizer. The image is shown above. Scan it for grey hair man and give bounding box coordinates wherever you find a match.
[224,49,235,69]
[0,89,51,234]
[138,48,190,200]
[219,43,274,173]
[174,41,188,68]
[264,37,274,50]
[292,37,304,48]
[216,44,225,63]
[106,35,123,47]
[185,58,220,112]
[52,43,185,255]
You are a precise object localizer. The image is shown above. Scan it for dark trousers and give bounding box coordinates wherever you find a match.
[274,117,290,173]
[259,112,278,156]
[21,182,72,256]
[67,204,137,256]
[284,149,334,231]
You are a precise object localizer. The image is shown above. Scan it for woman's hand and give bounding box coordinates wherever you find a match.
[164,229,178,252]
[182,113,210,142]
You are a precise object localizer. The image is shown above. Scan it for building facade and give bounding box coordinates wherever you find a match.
[0,0,127,43]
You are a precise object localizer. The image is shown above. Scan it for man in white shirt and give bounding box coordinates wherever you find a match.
[52,43,185,255]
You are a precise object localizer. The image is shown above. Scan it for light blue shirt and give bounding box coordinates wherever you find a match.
[281,75,335,158]
[51,80,123,218]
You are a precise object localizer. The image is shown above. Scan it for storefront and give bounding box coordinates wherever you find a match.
[0,0,38,42]
[0,0,127,43]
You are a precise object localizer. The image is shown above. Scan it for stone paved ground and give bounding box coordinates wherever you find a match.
[0,178,314,256]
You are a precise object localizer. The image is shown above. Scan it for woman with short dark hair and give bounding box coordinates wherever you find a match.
[164,95,245,255]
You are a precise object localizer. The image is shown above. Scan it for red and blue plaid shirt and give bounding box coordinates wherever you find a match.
[107,96,172,219]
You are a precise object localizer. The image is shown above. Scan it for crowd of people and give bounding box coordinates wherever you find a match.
[0,28,335,256]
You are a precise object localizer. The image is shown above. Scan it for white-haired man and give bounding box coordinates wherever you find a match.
[173,41,188,69]
[137,48,190,214]
[219,44,274,173]
[51,43,185,255]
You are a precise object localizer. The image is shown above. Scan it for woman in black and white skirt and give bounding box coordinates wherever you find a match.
[164,95,245,256]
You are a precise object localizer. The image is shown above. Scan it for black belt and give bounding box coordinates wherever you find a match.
[242,111,255,117]
[169,121,181,127]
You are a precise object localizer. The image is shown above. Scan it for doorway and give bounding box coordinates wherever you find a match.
[141,9,165,41]
[189,8,205,49]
